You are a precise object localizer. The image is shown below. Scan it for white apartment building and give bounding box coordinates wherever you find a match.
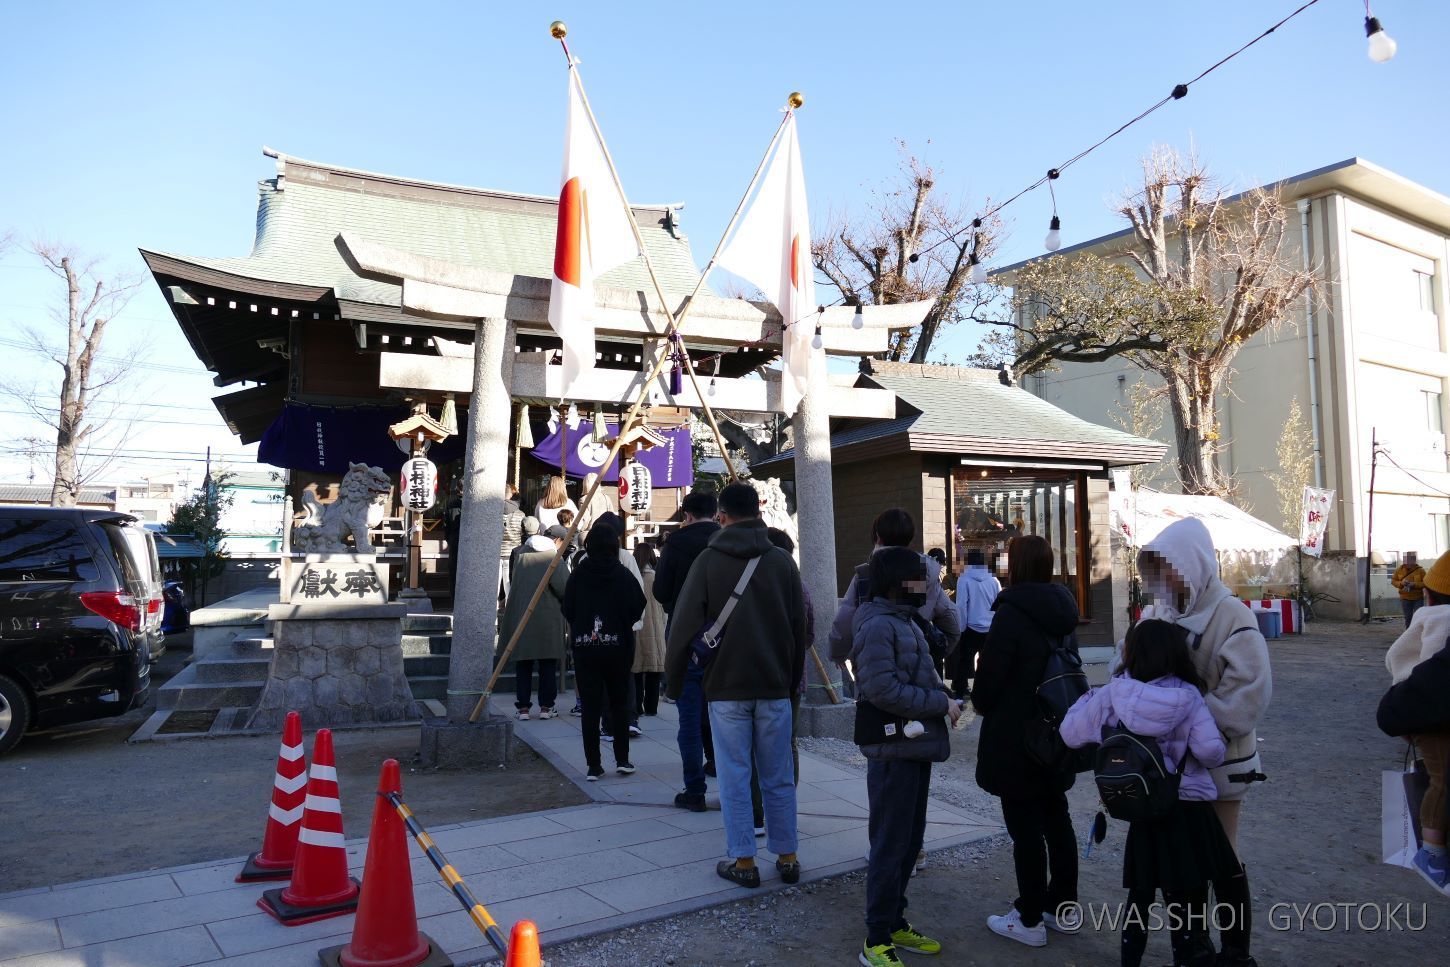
[997,159,1450,603]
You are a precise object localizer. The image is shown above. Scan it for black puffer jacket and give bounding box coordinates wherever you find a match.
[653,520,721,614]
[1378,642,1450,737]
[972,581,1081,799]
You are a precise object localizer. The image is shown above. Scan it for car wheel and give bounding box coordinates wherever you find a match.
[0,674,31,756]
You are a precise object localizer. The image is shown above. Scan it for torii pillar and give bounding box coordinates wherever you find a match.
[418,315,517,767]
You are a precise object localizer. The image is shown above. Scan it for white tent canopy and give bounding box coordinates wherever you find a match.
[1111,487,1296,554]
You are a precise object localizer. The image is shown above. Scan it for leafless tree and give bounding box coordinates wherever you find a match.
[0,243,141,505]
[987,148,1316,496]
[813,149,1001,363]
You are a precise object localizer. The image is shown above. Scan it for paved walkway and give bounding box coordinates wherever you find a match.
[0,699,999,966]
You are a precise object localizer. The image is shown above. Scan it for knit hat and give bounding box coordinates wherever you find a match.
[1424,555,1450,596]
[521,516,540,536]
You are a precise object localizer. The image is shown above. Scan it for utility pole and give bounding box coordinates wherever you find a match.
[1362,428,1378,623]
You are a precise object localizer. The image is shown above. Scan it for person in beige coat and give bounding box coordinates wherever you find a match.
[1125,517,1272,967]
[632,544,668,717]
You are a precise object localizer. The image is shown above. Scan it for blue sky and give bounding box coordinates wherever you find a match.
[0,0,1445,483]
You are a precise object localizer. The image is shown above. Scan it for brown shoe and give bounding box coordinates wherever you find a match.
[716,860,761,888]
[776,859,801,885]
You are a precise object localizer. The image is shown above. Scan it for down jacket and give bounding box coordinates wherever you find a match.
[1385,603,1450,684]
[1060,675,1226,801]
[849,598,953,762]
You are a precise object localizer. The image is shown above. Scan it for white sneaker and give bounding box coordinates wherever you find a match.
[1042,904,1082,934]
[516,708,531,721]
[914,850,927,873]
[987,908,1047,948]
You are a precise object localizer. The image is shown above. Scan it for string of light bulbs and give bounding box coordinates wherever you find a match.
[907,0,1398,269]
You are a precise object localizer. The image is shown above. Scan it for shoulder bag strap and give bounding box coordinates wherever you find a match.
[701,555,762,646]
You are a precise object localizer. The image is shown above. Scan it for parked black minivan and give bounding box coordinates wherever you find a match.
[0,507,163,754]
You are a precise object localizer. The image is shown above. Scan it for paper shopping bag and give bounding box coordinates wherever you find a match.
[1382,765,1430,868]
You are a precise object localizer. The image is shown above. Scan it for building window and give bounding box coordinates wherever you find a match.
[1426,391,1444,434]
[1417,271,1435,314]
[951,467,1087,612]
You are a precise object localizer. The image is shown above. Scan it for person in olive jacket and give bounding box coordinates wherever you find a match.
[972,535,1081,949]
[500,525,570,719]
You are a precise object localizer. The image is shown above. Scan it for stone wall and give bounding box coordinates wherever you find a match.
[248,602,419,731]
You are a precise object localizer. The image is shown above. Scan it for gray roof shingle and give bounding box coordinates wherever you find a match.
[0,485,117,506]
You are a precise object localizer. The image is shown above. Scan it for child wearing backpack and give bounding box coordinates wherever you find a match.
[1060,620,1237,967]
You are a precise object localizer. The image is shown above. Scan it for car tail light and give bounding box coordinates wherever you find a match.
[80,591,143,632]
[147,597,161,615]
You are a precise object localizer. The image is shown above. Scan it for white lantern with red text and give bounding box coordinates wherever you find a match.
[618,460,653,517]
[401,457,438,512]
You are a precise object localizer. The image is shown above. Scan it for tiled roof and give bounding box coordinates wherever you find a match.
[142,153,702,309]
[755,362,1164,469]
[0,485,117,505]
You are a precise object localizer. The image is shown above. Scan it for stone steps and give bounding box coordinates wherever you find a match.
[192,656,273,684]
[401,633,453,656]
[154,664,266,711]
[403,654,450,678]
[402,613,452,634]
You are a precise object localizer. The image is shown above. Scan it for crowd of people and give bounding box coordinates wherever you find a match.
[491,477,1298,967]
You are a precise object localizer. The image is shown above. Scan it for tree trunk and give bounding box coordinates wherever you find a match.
[50,412,80,506]
[1165,371,1222,495]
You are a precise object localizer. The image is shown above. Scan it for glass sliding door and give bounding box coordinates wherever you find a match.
[952,466,1087,611]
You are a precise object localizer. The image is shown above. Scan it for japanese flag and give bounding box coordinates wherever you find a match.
[716,113,818,413]
[549,67,640,396]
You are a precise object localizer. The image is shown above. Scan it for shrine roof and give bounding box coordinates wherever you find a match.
[140,151,702,308]
[755,361,1166,470]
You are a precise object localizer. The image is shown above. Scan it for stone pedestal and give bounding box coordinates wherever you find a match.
[417,717,514,769]
[279,554,389,605]
[796,700,857,740]
[248,602,419,731]
[397,586,433,613]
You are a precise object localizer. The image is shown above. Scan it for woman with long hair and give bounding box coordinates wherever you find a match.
[973,535,1081,949]
[534,475,578,532]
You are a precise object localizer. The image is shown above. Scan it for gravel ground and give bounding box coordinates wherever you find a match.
[526,620,1448,967]
[0,640,588,892]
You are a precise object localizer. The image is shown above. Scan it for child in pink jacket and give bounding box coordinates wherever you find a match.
[1061,620,1238,967]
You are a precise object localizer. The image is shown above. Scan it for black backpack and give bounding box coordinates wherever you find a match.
[1093,722,1182,822]
[1022,632,1095,773]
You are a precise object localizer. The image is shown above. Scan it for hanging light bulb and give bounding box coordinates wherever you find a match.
[565,402,581,431]
[1044,216,1062,252]
[708,377,718,397]
[851,303,865,330]
[1365,15,1397,62]
[970,256,989,285]
[812,324,824,351]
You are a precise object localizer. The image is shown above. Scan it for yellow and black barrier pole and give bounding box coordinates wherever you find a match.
[384,792,510,959]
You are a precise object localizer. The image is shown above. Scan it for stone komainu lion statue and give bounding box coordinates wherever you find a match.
[293,462,392,554]
[755,477,799,555]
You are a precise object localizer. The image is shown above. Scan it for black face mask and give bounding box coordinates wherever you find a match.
[900,588,928,610]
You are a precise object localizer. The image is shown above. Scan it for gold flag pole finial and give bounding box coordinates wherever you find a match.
[787,91,804,109]
[550,20,568,39]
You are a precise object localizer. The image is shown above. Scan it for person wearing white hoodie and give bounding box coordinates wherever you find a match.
[953,548,1001,699]
[1384,551,1450,893]
[1126,517,1271,967]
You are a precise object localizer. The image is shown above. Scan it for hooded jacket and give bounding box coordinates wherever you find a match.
[1385,603,1450,684]
[1060,675,1226,801]
[829,550,961,662]
[972,580,1081,799]
[850,598,952,762]
[561,552,646,655]
[1127,517,1272,801]
[956,565,1001,634]
[1378,640,1450,737]
[663,518,807,703]
[653,519,722,614]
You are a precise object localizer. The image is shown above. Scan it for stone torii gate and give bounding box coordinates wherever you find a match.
[339,232,931,756]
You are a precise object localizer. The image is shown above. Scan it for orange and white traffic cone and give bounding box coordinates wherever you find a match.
[237,710,307,882]
[319,759,453,967]
[258,728,361,925]
[504,921,540,967]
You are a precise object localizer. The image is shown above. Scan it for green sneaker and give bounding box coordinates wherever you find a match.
[859,942,905,967]
[890,923,942,955]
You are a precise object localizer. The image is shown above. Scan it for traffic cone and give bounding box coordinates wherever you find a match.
[237,710,307,882]
[319,759,453,967]
[504,921,540,967]
[258,728,361,925]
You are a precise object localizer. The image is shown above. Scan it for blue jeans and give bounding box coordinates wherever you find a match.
[675,663,707,795]
[709,698,798,860]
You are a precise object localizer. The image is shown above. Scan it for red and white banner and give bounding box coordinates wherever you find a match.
[1300,486,1335,558]
[716,112,818,413]
[549,67,639,397]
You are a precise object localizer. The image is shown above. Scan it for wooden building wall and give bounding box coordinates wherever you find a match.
[829,454,925,595]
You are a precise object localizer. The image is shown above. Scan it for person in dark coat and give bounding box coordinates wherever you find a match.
[500,525,570,719]
[1379,641,1450,737]
[562,523,647,780]
[851,547,962,965]
[972,534,1080,949]
[655,490,722,804]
